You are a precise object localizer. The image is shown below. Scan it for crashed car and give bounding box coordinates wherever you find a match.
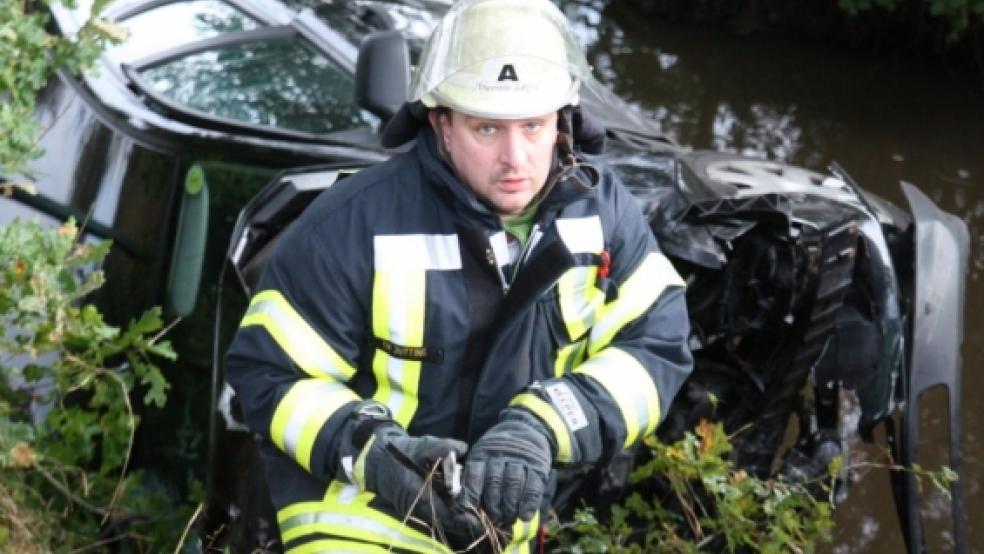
[9,0,445,503]
[213,30,968,554]
[13,0,966,552]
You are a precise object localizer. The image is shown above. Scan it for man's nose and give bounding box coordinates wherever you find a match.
[498,128,526,167]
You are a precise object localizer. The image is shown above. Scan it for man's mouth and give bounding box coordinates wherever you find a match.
[498,177,527,191]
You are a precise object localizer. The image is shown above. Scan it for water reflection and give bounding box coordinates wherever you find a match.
[562,1,984,552]
[710,102,803,160]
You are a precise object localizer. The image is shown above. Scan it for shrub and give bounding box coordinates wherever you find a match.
[549,421,835,553]
[0,219,183,551]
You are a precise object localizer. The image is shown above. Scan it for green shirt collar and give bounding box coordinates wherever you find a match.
[500,203,539,247]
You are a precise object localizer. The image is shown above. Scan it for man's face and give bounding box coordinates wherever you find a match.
[431,110,558,219]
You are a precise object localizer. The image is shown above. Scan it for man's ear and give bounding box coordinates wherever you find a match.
[428,110,451,145]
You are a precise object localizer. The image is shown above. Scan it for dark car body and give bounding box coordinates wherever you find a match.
[4,0,966,552]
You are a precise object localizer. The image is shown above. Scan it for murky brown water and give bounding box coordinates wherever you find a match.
[564,2,982,551]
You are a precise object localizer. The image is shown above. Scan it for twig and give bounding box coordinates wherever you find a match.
[67,531,146,553]
[390,457,496,553]
[670,476,703,540]
[35,91,75,143]
[685,479,710,528]
[725,422,754,441]
[173,502,204,554]
[32,462,106,516]
[73,204,97,249]
[58,359,138,522]
[150,316,182,345]
[91,368,136,526]
[391,459,444,552]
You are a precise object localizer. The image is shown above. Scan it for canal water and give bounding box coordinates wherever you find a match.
[563,1,983,552]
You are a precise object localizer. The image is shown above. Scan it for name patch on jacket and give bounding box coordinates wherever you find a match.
[546,381,588,431]
[372,336,444,364]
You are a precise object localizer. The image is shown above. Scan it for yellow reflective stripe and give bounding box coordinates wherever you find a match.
[371,270,426,428]
[509,393,573,463]
[588,252,684,355]
[503,513,540,554]
[351,434,374,490]
[557,266,606,341]
[287,539,390,554]
[242,289,356,381]
[553,339,587,377]
[278,482,452,554]
[270,380,359,471]
[574,347,661,448]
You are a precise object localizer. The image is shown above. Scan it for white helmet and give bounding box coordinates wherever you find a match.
[410,0,593,119]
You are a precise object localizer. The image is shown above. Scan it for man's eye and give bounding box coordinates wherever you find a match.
[477,125,496,136]
[524,121,542,132]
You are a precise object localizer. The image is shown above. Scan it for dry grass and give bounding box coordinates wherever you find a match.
[396,458,512,554]
[0,480,45,554]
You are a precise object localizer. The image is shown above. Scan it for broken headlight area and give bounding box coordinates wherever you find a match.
[607,152,913,485]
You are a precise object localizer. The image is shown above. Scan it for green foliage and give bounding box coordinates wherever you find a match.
[838,0,984,39]
[0,219,181,550]
[549,421,835,553]
[0,0,125,176]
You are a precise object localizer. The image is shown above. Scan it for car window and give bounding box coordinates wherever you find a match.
[281,0,379,48]
[111,0,260,64]
[283,0,439,62]
[138,38,377,134]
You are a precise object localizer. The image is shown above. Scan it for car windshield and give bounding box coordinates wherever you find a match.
[282,0,441,61]
[139,37,376,134]
[110,0,260,64]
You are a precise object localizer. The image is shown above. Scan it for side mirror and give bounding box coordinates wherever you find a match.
[355,31,410,125]
[165,164,208,318]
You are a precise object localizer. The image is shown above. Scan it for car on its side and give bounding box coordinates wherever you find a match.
[5,0,966,552]
[3,0,438,543]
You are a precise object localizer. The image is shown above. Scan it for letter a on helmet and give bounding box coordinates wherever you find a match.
[410,0,594,120]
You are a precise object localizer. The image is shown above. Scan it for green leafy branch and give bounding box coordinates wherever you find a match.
[0,0,126,176]
[548,419,958,553]
[0,218,177,550]
[837,0,984,39]
[548,421,835,554]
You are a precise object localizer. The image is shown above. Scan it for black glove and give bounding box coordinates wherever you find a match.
[349,403,467,527]
[458,408,553,527]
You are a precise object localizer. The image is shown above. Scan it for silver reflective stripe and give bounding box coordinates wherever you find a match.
[631,390,651,440]
[526,225,544,257]
[588,252,685,354]
[279,511,441,552]
[558,263,607,342]
[369,233,460,427]
[490,230,511,264]
[574,347,660,445]
[379,269,417,417]
[489,230,512,291]
[556,216,603,254]
[383,354,406,417]
[245,297,352,381]
[281,381,347,458]
[588,299,631,351]
[374,234,462,271]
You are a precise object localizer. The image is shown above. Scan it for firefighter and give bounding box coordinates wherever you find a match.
[224,0,693,551]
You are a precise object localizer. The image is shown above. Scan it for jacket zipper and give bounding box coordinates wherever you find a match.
[497,223,541,293]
